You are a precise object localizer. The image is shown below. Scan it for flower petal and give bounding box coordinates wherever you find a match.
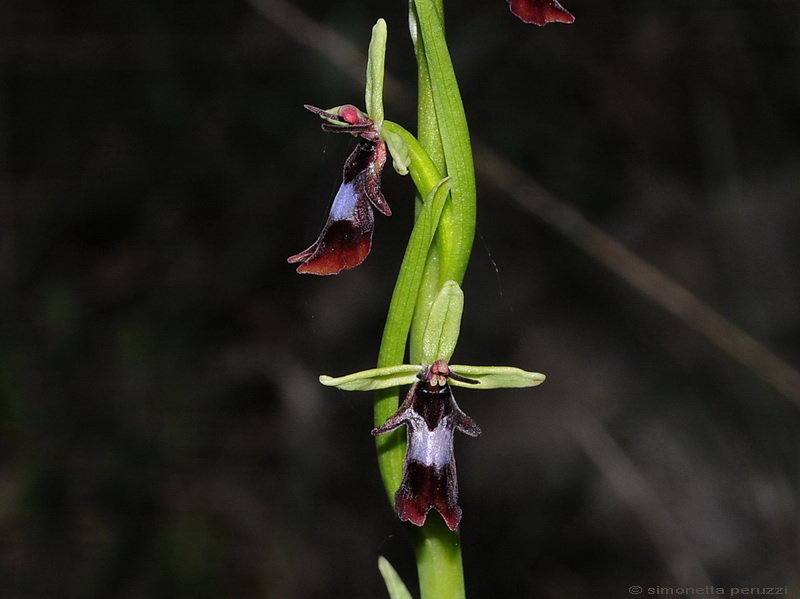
[288,217,373,275]
[394,461,462,530]
[508,0,575,25]
[289,138,389,275]
[319,364,420,391]
[448,364,546,388]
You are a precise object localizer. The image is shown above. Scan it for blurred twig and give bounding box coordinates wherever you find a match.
[564,410,712,586]
[247,0,411,107]
[474,146,800,407]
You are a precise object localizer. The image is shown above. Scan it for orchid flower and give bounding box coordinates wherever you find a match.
[288,105,390,275]
[508,0,575,25]
[320,282,545,530]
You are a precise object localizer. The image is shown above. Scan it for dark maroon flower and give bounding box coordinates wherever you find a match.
[372,360,481,531]
[508,0,574,25]
[288,105,390,276]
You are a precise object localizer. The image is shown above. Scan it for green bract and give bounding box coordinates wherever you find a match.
[378,556,413,599]
[366,20,410,176]
[421,280,463,364]
[383,128,411,176]
[365,19,387,127]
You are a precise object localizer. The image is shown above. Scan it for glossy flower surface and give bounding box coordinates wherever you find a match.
[289,105,390,275]
[372,360,480,530]
[508,0,574,25]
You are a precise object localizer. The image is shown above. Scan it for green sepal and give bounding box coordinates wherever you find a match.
[378,556,413,599]
[321,363,544,392]
[382,128,411,175]
[380,121,442,192]
[319,364,420,391]
[447,365,546,389]
[421,280,463,364]
[365,19,387,126]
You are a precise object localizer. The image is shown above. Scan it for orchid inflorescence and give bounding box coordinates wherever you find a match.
[288,4,570,596]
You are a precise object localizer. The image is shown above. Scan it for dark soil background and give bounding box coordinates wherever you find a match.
[2,0,798,597]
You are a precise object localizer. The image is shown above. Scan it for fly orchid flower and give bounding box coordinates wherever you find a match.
[508,0,575,25]
[288,105,390,275]
[372,359,481,530]
[319,281,546,530]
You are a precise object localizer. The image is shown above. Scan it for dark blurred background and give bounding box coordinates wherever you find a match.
[2,0,799,597]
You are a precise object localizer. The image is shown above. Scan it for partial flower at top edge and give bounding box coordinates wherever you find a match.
[507,0,575,25]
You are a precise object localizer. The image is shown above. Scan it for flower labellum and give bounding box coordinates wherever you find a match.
[508,0,575,25]
[288,105,390,275]
[372,360,481,531]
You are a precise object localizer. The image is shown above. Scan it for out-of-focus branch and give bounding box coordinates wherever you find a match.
[564,410,712,586]
[474,146,800,406]
[247,0,411,107]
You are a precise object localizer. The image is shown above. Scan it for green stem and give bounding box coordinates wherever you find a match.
[408,0,475,596]
[412,0,476,288]
[412,517,466,599]
[374,122,448,498]
[375,1,476,596]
